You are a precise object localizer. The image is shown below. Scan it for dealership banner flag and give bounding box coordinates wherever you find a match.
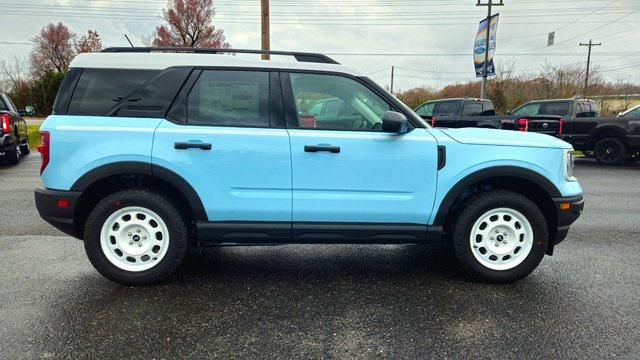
[474,13,499,77]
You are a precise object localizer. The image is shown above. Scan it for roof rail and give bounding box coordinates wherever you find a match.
[101,47,340,65]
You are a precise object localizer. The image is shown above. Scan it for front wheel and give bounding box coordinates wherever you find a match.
[594,137,627,165]
[451,190,548,283]
[84,189,188,285]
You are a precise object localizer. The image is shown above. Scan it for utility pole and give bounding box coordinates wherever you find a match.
[390,66,395,94]
[476,0,503,99]
[580,39,601,97]
[261,0,270,60]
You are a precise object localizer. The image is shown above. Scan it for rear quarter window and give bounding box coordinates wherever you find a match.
[67,69,159,116]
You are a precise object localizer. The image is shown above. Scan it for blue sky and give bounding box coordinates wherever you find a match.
[1,0,639,91]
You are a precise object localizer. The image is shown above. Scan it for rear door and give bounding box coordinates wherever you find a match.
[152,69,292,226]
[283,72,438,233]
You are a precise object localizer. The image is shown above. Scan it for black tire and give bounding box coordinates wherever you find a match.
[450,190,548,283]
[83,189,189,285]
[4,146,20,164]
[594,137,627,165]
[19,141,30,155]
[582,150,594,158]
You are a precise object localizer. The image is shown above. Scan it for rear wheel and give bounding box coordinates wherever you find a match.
[451,190,548,283]
[594,137,626,165]
[19,141,30,155]
[84,189,188,285]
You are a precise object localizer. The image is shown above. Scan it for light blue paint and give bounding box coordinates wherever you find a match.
[40,116,582,225]
[39,115,161,190]
[287,128,438,224]
[152,120,292,222]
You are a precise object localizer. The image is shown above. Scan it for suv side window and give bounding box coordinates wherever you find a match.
[434,101,461,116]
[289,73,390,131]
[187,70,269,127]
[68,69,159,116]
[462,101,483,116]
[416,102,435,116]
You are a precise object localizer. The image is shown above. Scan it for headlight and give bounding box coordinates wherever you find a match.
[564,149,576,181]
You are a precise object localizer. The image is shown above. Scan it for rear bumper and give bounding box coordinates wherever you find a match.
[34,188,81,238]
[0,134,16,151]
[550,194,584,247]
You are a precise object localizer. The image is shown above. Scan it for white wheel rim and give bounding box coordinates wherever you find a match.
[469,207,534,271]
[100,206,170,272]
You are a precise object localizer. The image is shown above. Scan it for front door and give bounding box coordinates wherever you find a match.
[284,72,438,229]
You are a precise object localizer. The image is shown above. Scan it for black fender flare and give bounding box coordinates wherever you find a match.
[433,166,561,225]
[70,161,207,221]
[587,125,628,147]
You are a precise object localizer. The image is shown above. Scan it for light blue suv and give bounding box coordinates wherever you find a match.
[35,48,583,285]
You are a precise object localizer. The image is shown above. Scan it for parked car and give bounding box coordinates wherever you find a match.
[414,98,502,128]
[35,48,583,285]
[414,98,563,135]
[0,93,30,164]
[618,104,640,118]
[504,98,640,165]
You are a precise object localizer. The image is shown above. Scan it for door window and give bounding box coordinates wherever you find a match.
[416,102,435,116]
[289,73,390,131]
[624,107,640,118]
[513,103,540,116]
[462,102,483,116]
[187,70,269,127]
[434,101,461,116]
[539,102,570,116]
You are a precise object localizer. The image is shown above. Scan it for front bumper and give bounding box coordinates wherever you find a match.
[34,188,82,238]
[550,194,584,248]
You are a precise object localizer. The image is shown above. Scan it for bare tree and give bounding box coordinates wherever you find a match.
[150,0,230,48]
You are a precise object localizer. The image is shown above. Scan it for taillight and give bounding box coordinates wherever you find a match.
[558,118,564,135]
[1,113,10,134]
[431,116,437,127]
[517,118,529,132]
[37,131,50,175]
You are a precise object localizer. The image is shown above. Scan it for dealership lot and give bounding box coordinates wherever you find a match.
[1,154,638,359]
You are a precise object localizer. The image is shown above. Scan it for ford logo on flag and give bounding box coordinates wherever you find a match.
[475,47,485,54]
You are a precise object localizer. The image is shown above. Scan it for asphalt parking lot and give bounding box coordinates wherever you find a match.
[1,154,639,359]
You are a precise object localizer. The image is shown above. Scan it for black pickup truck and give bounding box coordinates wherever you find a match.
[414,98,561,133]
[505,98,640,165]
[0,93,30,164]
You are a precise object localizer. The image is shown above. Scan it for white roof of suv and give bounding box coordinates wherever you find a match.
[70,51,365,77]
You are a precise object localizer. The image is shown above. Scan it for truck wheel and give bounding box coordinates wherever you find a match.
[84,189,188,285]
[19,141,30,155]
[5,146,20,164]
[594,137,626,165]
[451,190,548,283]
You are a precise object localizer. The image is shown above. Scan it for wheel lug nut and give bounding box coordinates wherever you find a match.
[128,232,132,236]
[138,243,142,247]
[142,236,147,240]
[136,229,141,233]
[129,241,133,245]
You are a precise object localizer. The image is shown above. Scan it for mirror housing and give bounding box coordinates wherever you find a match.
[617,112,624,117]
[382,111,410,134]
[506,110,513,115]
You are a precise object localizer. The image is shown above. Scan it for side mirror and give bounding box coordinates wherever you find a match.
[382,111,410,134]
[506,110,513,115]
[617,112,623,117]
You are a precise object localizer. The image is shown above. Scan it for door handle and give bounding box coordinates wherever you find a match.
[304,145,340,153]
[174,142,212,150]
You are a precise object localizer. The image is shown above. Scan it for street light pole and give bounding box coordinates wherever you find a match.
[476,0,503,99]
[261,0,270,60]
